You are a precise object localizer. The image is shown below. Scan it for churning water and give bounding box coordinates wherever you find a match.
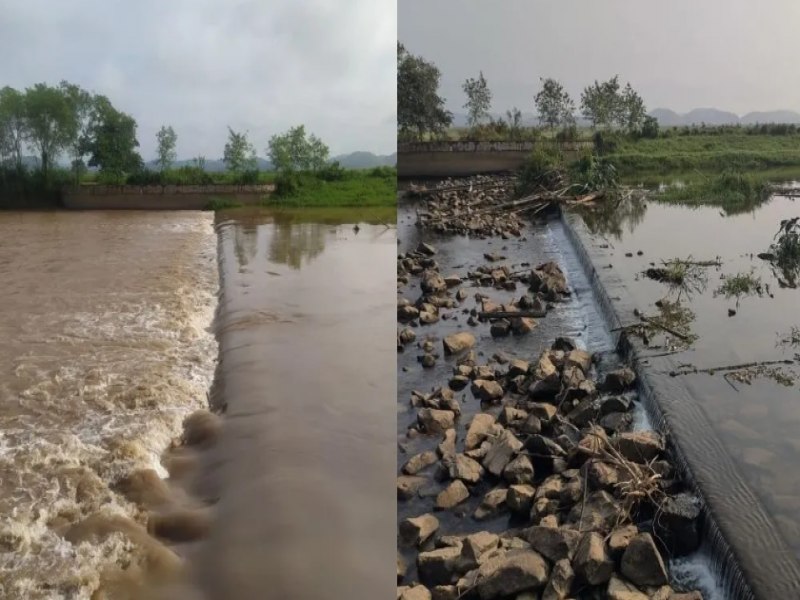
[0,211,218,599]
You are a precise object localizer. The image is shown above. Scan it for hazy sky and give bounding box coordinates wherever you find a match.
[0,0,396,160]
[399,0,800,117]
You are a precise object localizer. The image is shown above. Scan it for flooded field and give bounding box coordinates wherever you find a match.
[187,207,397,599]
[0,211,218,599]
[573,192,800,593]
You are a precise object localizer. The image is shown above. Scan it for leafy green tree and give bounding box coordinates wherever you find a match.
[462,71,492,128]
[156,125,177,171]
[580,76,623,129]
[397,42,453,139]
[223,127,257,175]
[59,81,94,184]
[620,83,646,132]
[534,78,575,130]
[83,95,142,181]
[0,86,28,171]
[267,125,329,173]
[505,107,522,140]
[640,115,659,139]
[24,83,74,180]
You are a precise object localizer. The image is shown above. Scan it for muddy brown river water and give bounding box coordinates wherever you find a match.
[0,207,396,600]
[0,211,218,599]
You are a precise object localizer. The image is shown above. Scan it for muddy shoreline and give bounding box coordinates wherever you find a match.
[396,182,716,599]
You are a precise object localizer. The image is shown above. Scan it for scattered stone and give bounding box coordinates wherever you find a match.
[482,430,523,476]
[399,327,417,345]
[502,454,534,484]
[573,532,614,585]
[417,242,437,256]
[400,514,440,546]
[402,451,438,475]
[435,480,470,510]
[398,475,427,500]
[507,484,536,515]
[526,526,581,562]
[541,558,574,600]
[608,524,639,557]
[620,533,669,587]
[475,549,550,599]
[607,575,648,600]
[430,586,458,600]
[565,349,592,373]
[601,367,637,392]
[490,320,511,337]
[442,332,476,355]
[465,413,496,450]
[474,488,508,521]
[418,409,456,434]
[398,584,432,600]
[511,316,536,335]
[417,545,463,586]
[437,429,457,460]
[613,430,665,463]
[655,493,701,556]
[471,379,504,402]
[421,354,437,368]
[448,454,484,484]
[448,375,470,391]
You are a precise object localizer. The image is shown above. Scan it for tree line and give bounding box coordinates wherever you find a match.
[0,80,333,188]
[397,43,658,141]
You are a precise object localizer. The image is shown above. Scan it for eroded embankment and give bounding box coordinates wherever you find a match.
[561,211,800,599]
[396,187,725,600]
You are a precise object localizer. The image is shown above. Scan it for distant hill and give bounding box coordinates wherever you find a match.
[650,107,800,126]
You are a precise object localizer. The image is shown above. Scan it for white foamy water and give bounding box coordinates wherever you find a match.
[0,211,218,599]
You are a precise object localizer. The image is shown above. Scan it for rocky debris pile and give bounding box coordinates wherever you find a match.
[412,175,528,237]
[397,336,703,599]
[397,240,570,364]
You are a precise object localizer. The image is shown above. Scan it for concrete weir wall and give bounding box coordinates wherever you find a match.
[397,140,592,179]
[62,183,275,210]
[560,209,800,600]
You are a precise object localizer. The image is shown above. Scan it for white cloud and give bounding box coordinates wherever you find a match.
[0,0,396,159]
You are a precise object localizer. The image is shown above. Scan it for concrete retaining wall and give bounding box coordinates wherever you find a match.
[62,184,275,210]
[397,140,592,179]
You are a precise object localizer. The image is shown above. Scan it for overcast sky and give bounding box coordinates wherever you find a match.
[399,0,800,117]
[0,0,396,160]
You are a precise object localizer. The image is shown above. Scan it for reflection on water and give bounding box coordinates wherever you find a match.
[578,192,648,239]
[191,207,396,600]
[575,192,800,561]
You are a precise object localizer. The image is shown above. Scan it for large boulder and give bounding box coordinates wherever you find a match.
[475,549,550,599]
[421,270,447,294]
[398,585,432,600]
[502,454,534,484]
[620,533,668,586]
[600,367,637,392]
[507,484,536,515]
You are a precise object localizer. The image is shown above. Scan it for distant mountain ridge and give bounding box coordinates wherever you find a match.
[649,107,800,126]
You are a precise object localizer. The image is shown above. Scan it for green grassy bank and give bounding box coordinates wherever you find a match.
[606,133,800,180]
